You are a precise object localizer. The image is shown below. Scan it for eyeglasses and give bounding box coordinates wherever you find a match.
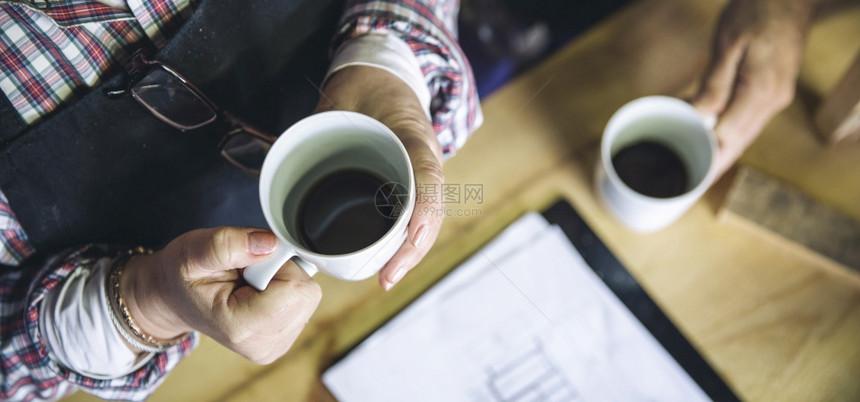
[106,50,276,176]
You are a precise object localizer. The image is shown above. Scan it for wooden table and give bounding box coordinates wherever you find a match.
[65,0,860,400]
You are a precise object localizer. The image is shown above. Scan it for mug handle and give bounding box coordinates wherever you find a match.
[243,240,319,291]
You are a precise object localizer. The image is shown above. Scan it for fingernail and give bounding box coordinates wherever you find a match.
[387,266,409,290]
[412,225,429,249]
[249,231,277,255]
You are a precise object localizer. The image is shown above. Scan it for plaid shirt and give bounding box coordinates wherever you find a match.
[0,0,196,125]
[0,0,481,400]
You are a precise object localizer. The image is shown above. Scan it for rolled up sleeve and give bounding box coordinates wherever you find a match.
[1,247,197,401]
[333,0,484,156]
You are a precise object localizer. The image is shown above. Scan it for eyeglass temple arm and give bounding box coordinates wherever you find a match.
[223,112,277,144]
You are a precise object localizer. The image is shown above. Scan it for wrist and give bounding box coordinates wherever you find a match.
[320,65,427,118]
[121,252,190,340]
[322,66,437,143]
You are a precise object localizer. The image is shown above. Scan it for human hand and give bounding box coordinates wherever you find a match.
[315,66,444,291]
[693,0,820,177]
[121,227,322,364]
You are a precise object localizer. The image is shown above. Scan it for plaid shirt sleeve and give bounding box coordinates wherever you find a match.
[0,190,33,266]
[332,0,484,156]
[0,246,198,401]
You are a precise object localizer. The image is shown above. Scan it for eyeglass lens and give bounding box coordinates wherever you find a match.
[221,131,272,173]
[132,67,217,130]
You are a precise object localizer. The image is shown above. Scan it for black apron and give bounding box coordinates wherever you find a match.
[0,0,344,254]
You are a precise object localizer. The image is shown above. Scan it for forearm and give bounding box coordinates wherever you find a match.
[0,247,197,401]
[333,0,484,156]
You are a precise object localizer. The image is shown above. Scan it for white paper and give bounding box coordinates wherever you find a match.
[324,215,710,402]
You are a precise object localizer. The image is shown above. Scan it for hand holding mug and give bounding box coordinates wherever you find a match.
[241,107,416,291]
[693,0,817,177]
[314,66,445,291]
[121,227,322,364]
[242,66,440,292]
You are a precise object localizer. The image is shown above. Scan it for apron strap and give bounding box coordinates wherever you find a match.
[0,0,344,252]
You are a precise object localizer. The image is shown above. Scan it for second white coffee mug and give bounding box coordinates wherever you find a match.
[243,111,415,291]
[595,96,718,233]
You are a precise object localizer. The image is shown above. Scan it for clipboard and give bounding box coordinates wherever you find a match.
[542,199,738,401]
[323,199,739,401]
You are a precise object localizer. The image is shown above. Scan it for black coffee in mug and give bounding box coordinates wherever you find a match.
[293,169,396,255]
[611,140,688,198]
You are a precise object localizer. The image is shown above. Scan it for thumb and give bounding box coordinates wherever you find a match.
[180,227,279,272]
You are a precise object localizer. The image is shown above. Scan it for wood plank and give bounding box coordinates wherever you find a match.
[720,166,860,286]
[814,53,860,144]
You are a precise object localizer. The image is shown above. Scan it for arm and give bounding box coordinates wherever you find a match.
[0,248,196,401]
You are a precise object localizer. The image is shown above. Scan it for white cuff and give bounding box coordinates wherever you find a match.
[39,257,153,379]
[97,0,130,11]
[325,32,432,119]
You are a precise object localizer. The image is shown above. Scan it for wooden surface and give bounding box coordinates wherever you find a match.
[815,53,860,144]
[64,0,860,401]
[721,166,860,286]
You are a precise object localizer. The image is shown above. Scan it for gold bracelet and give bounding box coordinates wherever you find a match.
[107,247,186,352]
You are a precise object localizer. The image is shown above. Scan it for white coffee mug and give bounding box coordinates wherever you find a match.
[595,96,718,233]
[243,111,415,291]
